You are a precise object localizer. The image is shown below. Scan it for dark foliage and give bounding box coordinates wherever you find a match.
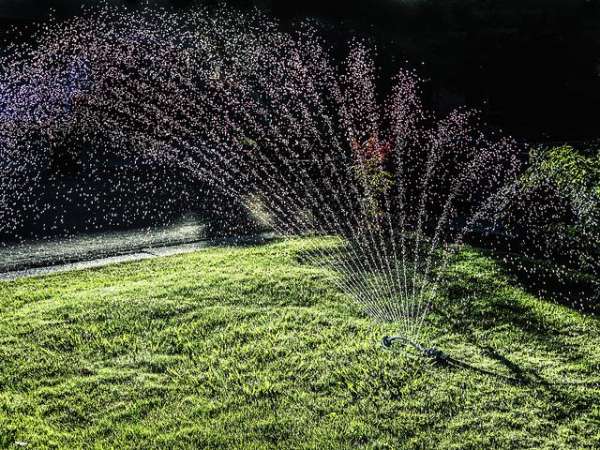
[477,146,600,309]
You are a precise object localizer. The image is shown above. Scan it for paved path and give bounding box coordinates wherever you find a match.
[0,215,207,273]
[0,233,276,282]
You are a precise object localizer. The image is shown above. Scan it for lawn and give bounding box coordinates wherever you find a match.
[0,237,599,449]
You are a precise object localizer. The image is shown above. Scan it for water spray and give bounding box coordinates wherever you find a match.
[0,5,523,374]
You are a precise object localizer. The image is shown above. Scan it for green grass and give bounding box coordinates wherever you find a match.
[1,237,599,449]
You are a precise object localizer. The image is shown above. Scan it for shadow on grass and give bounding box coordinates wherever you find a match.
[435,341,600,396]
[495,253,600,316]
[432,251,600,391]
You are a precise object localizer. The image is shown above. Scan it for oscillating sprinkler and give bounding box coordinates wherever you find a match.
[382,335,449,364]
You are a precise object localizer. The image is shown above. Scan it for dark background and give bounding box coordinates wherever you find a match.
[2,0,600,143]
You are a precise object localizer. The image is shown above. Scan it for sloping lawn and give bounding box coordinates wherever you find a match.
[1,237,599,449]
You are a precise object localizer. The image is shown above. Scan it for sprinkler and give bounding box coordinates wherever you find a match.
[382,335,449,364]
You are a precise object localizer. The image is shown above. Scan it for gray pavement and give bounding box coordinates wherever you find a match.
[0,215,208,273]
[0,233,276,282]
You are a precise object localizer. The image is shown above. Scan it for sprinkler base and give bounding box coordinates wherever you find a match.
[382,335,448,364]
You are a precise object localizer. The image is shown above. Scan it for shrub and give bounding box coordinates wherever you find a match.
[488,145,599,284]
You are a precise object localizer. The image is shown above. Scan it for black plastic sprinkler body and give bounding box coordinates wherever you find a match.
[382,335,449,364]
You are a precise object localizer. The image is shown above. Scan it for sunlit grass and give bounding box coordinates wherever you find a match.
[1,237,599,448]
